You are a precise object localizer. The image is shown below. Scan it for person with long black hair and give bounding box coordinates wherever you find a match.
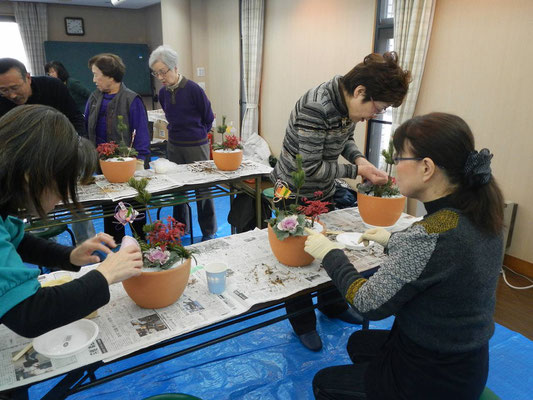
[306,112,505,399]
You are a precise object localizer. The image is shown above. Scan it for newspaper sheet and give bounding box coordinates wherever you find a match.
[71,159,271,203]
[0,208,417,392]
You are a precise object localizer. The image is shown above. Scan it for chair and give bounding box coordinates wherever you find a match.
[143,394,202,400]
[25,221,76,246]
[148,194,194,243]
[479,387,501,400]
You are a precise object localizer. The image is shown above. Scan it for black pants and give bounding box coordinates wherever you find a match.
[167,142,217,238]
[286,288,349,335]
[313,324,489,400]
[277,195,348,335]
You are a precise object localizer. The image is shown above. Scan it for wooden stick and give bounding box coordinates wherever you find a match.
[127,129,136,157]
[12,342,33,362]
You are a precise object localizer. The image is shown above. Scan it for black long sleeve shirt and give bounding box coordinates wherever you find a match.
[0,76,87,137]
[0,233,109,338]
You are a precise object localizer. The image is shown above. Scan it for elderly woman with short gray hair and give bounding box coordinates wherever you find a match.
[149,45,217,241]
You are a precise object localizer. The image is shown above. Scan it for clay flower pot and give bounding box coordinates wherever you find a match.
[99,157,137,183]
[267,222,324,267]
[122,258,191,309]
[357,192,406,227]
[213,149,243,171]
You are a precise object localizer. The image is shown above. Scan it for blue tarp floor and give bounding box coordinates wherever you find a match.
[29,197,532,399]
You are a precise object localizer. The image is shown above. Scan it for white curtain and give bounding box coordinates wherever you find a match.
[14,2,48,76]
[391,0,435,130]
[240,0,265,141]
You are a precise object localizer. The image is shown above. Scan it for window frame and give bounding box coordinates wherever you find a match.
[365,0,394,169]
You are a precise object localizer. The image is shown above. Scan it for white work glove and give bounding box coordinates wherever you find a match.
[357,228,391,248]
[304,228,345,261]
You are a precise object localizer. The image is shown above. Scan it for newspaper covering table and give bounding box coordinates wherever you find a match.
[75,159,272,203]
[0,208,419,392]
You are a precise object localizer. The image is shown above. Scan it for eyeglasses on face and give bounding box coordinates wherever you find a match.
[151,68,171,78]
[393,156,424,165]
[0,85,22,95]
[370,97,388,115]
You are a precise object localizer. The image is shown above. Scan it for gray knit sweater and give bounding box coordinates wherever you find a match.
[270,75,364,199]
[323,196,503,353]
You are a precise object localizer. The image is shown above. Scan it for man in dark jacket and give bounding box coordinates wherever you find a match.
[0,58,86,137]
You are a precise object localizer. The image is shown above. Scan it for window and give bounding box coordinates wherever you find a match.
[366,0,394,170]
[0,17,30,73]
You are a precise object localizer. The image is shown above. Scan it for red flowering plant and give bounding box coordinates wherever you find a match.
[298,191,331,226]
[113,178,194,270]
[96,115,138,160]
[268,155,331,240]
[213,117,243,151]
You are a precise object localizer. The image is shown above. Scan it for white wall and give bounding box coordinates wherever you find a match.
[261,0,376,157]
[415,0,533,263]
[159,0,240,135]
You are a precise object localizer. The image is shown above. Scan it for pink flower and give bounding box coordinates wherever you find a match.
[277,215,299,233]
[144,247,170,266]
[114,202,141,226]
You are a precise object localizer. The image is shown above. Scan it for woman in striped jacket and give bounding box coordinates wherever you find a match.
[271,52,411,350]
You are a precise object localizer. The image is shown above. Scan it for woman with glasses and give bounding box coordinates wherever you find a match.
[148,45,217,242]
[306,113,504,399]
[271,52,411,351]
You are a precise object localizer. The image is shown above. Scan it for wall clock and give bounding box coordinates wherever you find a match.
[65,17,85,36]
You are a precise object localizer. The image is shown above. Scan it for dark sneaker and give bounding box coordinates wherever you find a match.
[298,330,323,351]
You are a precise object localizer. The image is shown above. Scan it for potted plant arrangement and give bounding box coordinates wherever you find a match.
[356,140,406,227]
[96,115,138,183]
[212,116,243,171]
[267,155,330,267]
[117,178,195,309]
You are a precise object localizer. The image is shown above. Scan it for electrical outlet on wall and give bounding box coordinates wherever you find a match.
[196,67,205,77]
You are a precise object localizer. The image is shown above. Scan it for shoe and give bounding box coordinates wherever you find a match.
[298,330,323,351]
[335,308,365,325]
[201,234,216,242]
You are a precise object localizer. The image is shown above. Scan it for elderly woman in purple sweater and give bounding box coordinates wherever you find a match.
[149,45,217,241]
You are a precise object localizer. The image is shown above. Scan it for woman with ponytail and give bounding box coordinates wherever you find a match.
[306,113,504,399]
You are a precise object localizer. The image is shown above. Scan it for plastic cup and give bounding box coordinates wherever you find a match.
[205,262,228,294]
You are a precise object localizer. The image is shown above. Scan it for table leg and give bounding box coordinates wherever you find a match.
[255,178,261,228]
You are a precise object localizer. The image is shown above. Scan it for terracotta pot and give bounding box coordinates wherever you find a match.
[357,192,406,227]
[267,222,324,267]
[122,258,191,309]
[99,158,137,183]
[212,149,243,171]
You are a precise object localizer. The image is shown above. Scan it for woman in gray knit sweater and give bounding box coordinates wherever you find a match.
[307,113,505,399]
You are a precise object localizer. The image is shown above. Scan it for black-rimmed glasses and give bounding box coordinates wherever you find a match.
[151,68,171,78]
[393,156,424,165]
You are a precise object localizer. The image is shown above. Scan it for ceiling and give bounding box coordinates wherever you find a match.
[9,0,161,10]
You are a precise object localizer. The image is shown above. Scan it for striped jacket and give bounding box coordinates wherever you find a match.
[270,75,364,199]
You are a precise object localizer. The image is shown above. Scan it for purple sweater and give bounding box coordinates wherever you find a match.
[84,93,150,160]
[159,77,214,147]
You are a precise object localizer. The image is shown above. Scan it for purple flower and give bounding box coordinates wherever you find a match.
[144,247,170,266]
[277,215,299,233]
